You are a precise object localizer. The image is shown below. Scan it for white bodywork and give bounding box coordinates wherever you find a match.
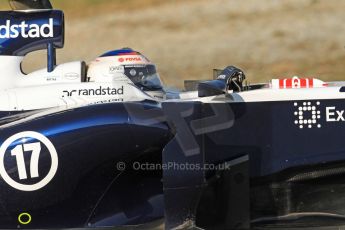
[0,56,83,89]
[0,55,153,111]
[1,54,345,112]
[0,82,152,111]
[177,86,345,104]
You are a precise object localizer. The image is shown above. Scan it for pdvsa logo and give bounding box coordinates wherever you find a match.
[0,18,54,39]
[118,57,142,62]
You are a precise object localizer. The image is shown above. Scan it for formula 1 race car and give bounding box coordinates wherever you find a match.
[2,0,345,229]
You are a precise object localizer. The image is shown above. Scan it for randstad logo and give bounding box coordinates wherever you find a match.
[0,18,54,39]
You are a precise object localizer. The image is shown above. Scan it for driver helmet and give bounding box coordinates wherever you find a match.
[87,48,165,100]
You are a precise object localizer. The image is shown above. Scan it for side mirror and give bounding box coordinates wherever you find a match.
[198,66,246,97]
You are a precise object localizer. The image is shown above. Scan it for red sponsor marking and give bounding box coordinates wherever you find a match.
[279,78,314,88]
[118,57,143,62]
[309,78,313,87]
[125,57,142,61]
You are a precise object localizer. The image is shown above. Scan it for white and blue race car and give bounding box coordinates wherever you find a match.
[1,1,345,229]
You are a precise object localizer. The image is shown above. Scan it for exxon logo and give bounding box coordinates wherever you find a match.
[0,18,54,39]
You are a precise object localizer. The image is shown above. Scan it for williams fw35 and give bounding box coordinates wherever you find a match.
[1,0,345,230]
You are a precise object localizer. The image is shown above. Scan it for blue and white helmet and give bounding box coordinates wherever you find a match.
[87,48,164,98]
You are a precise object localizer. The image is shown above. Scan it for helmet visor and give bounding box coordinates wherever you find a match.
[124,64,163,91]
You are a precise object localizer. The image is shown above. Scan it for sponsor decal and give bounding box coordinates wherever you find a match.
[283,77,313,88]
[89,98,124,105]
[154,95,164,99]
[118,57,142,62]
[46,76,58,81]
[294,101,345,129]
[217,74,227,80]
[64,72,79,80]
[326,107,345,122]
[0,131,58,191]
[63,86,124,97]
[272,77,328,89]
[294,101,322,129]
[0,18,54,39]
[109,66,124,74]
